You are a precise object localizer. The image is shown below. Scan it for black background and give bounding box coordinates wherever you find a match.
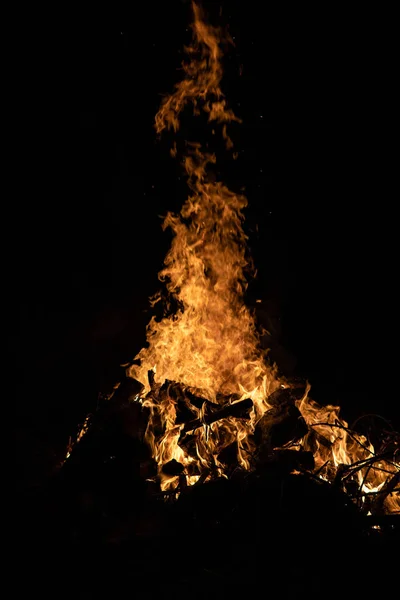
[15,1,398,486]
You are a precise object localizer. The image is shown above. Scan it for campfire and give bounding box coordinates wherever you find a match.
[63,0,398,544]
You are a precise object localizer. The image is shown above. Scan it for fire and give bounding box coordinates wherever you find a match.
[129,2,279,486]
[126,2,400,510]
[67,3,399,515]
[154,2,241,140]
[297,391,399,512]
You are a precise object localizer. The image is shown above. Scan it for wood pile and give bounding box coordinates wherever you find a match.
[20,371,398,599]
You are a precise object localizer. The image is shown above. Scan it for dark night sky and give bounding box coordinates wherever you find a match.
[15,2,398,483]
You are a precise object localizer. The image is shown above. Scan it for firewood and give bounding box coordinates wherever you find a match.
[184,388,216,411]
[181,398,253,434]
[266,385,307,407]
[178,432,198,458]
[161,380,216,411]
[148,369,158,391]
[254,403,308,451]
[162,459,185,476]
[194,469,210,487]
[108,376,144,406]
[270,449,315,472]
[175,398,198,424]
[179,473,188,490]
[218,442,238,466]
[216,391,242,404]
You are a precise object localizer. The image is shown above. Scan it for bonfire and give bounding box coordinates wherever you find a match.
[64,2,399,525]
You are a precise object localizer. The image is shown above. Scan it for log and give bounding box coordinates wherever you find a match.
[178,432,198,458]
[181,398,253,434]
[254,403,308,451]
[109,376,144,406]
[184,389,215,411]
[64,376,146,466]
[266,385,307,407]
[148,369,157,391]
[216,392,241,404]
[162,459,185,476]
[218,442,238,466]
[162,381,217,411]
[179,473,187,491]
[270,449,314,472]
[174,398,197,425]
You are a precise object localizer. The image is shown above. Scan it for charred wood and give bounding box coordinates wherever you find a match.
[269,449,314,473]
[254,403,307,452]
[218,442,238,467]
[179,473,188,491]
[178,432,198,458]
[174,398,197,424]
[216,391,242,404]
[148,369,157,391]
[109,376,144,406]
[162,381,217,411]
[181,398,253,434]
[266,385,307,407]
[162,459,185,476]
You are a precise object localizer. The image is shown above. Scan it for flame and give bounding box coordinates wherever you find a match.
[55,3,396,513]
[127,2,400,509]
[129,2,279,489]
[154,2,241,140]
[297,390,399,513]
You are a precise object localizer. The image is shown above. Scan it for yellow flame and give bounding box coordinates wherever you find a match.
[127,2,400,509]
[129,2,277,483]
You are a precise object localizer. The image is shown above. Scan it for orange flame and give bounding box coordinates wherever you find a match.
[129,1,277,489]
[154,2,241,140]
[125,2,400,511]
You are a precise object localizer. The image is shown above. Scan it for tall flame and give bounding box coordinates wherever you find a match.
[126,2,399,510]
[130,2,277,409]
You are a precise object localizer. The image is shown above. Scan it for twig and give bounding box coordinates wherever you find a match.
[340,452,398,482]
[350,413,395,432]
[310,421,374,456]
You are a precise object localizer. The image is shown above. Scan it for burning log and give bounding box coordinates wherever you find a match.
[181,388,213,410]
[254,403,308,453]
[181,398,253,434]
[266,384,307,407]
[268,449,315,473]
[218,441,238,466]
[177,432,198,458]
[148,369,157,391]
[174,398,197,425]
[109,376,144,406]
[162,459,185,476]
[179,473,188,491]
[162,381,211,423]
[161,380,219,411]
